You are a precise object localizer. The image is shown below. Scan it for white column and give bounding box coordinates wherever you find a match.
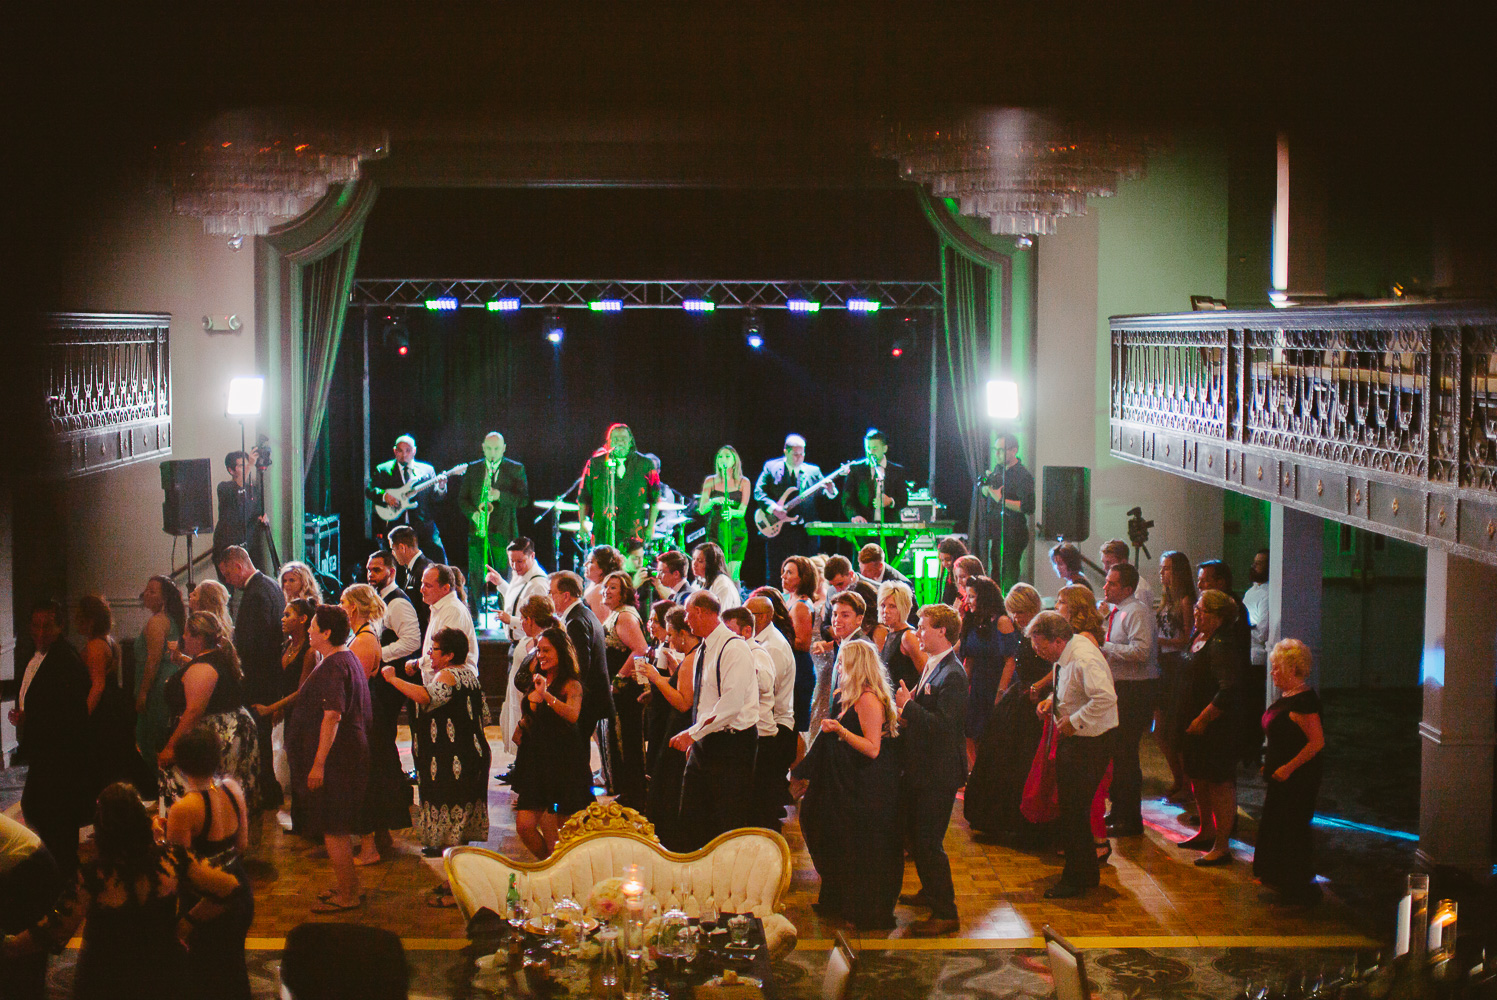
[1418,550,1497,877]
[1268,504,1323,692]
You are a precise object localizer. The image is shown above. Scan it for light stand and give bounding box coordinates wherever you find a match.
[985,379,1021,589]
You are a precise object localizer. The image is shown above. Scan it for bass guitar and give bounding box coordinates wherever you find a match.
[754,461,853,538]
[375,463,469,522]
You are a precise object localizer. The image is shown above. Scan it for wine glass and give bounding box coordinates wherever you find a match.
[507,899,531,938]
[699,897,719,934]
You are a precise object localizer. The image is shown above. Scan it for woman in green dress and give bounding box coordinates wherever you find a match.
[134,575,186,767]
[698,445,750,580]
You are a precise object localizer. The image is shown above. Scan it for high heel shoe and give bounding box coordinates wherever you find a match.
[1095,841,1113,863]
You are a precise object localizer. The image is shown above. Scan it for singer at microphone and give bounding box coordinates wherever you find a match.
[577,422,661,549]
[841,428,908,546]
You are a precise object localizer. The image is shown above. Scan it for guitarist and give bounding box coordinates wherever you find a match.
[366,434,449,562]
[753,433,838,584]
[457,431,530,622]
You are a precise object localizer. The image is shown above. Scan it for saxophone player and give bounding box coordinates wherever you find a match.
[458,432,530,622]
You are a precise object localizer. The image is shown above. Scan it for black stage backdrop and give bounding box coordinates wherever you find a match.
[311,187,979,586]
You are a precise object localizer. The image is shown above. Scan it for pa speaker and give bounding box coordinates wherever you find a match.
[1041,466,1091,541]
[161,459,214,535]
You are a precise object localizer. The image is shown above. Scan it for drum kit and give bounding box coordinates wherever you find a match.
[534,485,704,570]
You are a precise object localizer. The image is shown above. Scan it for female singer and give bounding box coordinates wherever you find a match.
[698,445,751,580]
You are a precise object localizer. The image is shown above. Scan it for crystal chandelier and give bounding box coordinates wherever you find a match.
[875,109,1153,236]
[164,111,388,248]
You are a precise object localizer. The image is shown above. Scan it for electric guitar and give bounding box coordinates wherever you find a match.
[754,461,853,538]
[374,463,469,522]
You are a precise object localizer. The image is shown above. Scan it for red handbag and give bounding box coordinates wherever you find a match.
[1021,715,1060,824]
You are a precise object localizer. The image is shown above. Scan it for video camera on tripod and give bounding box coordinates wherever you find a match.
[1126,506,1154,561]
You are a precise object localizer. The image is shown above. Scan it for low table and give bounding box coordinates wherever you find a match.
[467,909,778,998]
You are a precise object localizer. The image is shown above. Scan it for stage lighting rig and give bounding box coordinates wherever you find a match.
[743,311,763,349]
[382,316,411,357]
[544,311,565,344]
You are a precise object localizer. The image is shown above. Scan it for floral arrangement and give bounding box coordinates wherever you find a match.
[585,877,660,922]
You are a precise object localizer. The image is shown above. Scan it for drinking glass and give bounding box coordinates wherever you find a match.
[699,897,719,934]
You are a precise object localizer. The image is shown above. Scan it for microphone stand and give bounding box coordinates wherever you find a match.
[534,475,585,573]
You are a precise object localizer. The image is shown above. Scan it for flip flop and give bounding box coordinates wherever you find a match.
[311,895,365,914]
[426,891,459,909]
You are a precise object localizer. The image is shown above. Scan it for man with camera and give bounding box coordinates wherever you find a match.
[978,432,1035,591]
[213,445,274,574]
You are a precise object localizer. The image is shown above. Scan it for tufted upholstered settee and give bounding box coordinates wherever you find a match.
[445,804,798,958]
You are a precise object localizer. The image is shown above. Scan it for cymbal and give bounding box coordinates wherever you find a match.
[535,499,580,512]
[654,515,689,532]
[558,521,583,533]
[655,500,688,511]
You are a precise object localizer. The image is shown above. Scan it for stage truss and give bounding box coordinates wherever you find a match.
[350,278,943,311]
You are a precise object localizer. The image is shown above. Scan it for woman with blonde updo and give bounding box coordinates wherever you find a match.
[189,580,233,634]
[1253,638,1325,904]
[791,639,903,930]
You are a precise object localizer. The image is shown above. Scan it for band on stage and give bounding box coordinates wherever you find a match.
[363,422,1035,621]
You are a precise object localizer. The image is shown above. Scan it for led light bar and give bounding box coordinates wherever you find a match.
[847,298,881,312]
[682,299,716,313]
[786,299,821,313]
[589,299,623,312]
[486,298,521,312]
[424,297,459,311]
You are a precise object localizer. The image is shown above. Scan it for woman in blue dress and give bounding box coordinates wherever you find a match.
[957,575,1018,770]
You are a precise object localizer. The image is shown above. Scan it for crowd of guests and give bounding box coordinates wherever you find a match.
[477,531,1322,930]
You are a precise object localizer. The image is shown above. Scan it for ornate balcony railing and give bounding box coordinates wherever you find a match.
[1110,302,1497,564]
[43,312,173,478]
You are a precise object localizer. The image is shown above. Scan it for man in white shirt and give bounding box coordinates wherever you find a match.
[489,536,549,642]
[1032,610,1118,899]
[740,599,798,830]
[669,591,759,850]
[1100,562,1158,837]
[366,550,421,667]
[408,565,479,676]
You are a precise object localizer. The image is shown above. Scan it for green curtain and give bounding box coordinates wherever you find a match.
[301,230,365,475]
[941,248,994,485]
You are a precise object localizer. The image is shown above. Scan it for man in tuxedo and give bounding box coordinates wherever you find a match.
[458,431,529,622]
[646,550,694,605]
[217,544,287,807]
[367,434,448,562]
[754,433,838,584]
[548,571,615,782]
[389,525,433,635]
[892,603,967,936]
[213,449,272,574]
[11,602,89,879]
[842,429,909,553]
[1031,610,1118,899]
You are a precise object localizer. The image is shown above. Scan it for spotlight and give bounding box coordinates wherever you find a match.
[544,311,565,344]
[682,299,716,313]
[786,298,820,314]
[890,337,909,358]
[226,376,265,416]
[424,297,458,311]
[395,334,410,356]
[382,316,411,357]
[847,297,881,313]
[986,379,1020,420]
[486,298,521,312]
[743,311,763,350]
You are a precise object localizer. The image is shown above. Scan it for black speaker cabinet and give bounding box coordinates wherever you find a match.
[161,458,214,535]
[1041,466,1091,541]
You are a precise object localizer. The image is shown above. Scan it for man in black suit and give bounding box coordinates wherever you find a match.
[389,525,433,635]
[212,449,272,574]
[457,431,529,622]
[892,602,967,936]
[842,427,909,555]
[10,602,90,878]
[217,544,286,808]
[366,434,448,562]
[753,433,839,584]
[818,556,880,639]
[548,571,615,786]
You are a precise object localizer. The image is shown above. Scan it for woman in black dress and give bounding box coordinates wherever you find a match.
[164,726,253,1000]
[965,583,1049,840]
[158,614,261,813]
[509,626,594,859]
[638,607,697,851]
[342,584,410,867]
[1254,638,1325,904]
[876,581,924,692]
[251,598,318,834]
[1179,589,1240,865]
[778,556,819,735]
[1155,551,1197,802]
[791,639,903,930]
[0,783,242,1000]
[76,596,152,798]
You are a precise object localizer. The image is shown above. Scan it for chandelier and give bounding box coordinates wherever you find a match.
[164,111,388,248]
[876,109,1153,236]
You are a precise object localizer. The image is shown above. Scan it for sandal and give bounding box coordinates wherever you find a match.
[1095,841,1113,863]
[426,890,459,909]
[311,895,365,914]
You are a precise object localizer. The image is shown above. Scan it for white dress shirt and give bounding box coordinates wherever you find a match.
[17,650,45,711]
[911,646,952,699]
[709,574,742,611]
[1244,581,1270,666]
[420,590,480,675]
[1054,635,1119,736]
[686,622,759,739]
[1101,593,1159,681]
[755,623,797,730]
[376,581,422,665]
[749,641,779,737]
[503,563,550,640]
